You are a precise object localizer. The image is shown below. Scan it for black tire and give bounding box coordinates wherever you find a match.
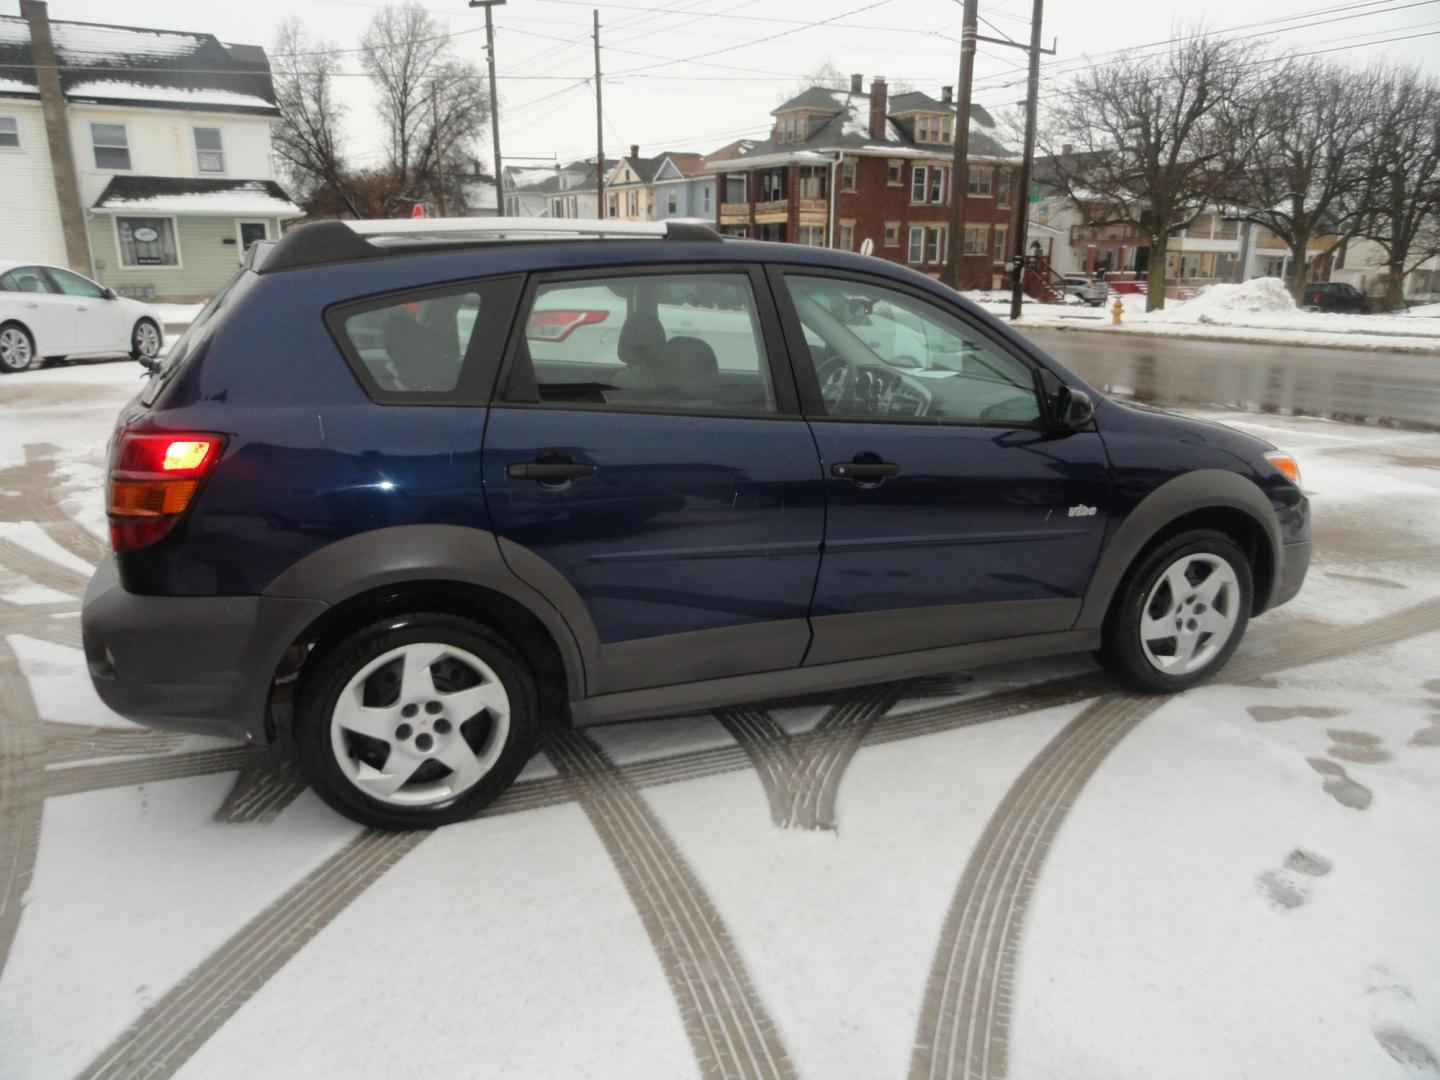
[0,321,37,373]
[295,612,540,830]
[1098,529,1253,694]
[130,317,162,361]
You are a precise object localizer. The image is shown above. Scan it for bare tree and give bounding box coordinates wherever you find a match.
[1354,64,1440,311]
[271,19,358,216]
[1040,33,1264,310]
[360,2,489,212]
[1229,58,1371,302]
[778,59,848,102]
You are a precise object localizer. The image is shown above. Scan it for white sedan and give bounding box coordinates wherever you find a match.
[0,261,163,373]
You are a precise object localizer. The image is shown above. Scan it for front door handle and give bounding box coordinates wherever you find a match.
[831,461,899,479]
[506,458,595,482]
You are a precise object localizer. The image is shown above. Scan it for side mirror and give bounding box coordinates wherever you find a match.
[1038,369,1094,431]
[102,287,117,300]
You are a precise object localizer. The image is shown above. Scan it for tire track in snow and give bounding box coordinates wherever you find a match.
[41,748,250,799]
[2,444,109,568]
[77,829,427,1080]
[0,638,45,981]
[545,727,796,1079]
[0,537,89,598]
[43,722,185,765]
[909,596,1440,1080]
[0,598,81,649]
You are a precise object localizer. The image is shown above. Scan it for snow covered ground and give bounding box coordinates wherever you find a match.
[966,278,1440,354]
[1,360,1438,1079]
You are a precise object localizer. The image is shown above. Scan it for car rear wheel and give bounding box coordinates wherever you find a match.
[130,318,161,361]
[295,612,540,830]
[0,322,37,373]
[1098,529,1252,693]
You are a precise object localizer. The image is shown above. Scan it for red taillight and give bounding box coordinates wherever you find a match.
[107,431,225,554]
[526,309,608,342]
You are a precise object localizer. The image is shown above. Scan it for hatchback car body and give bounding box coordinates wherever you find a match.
[0,261,164,372]
[81,218,1310,829]
[1064,274,1108,306]
[1301,281,1368,314]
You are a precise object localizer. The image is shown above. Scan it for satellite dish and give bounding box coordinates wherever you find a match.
[859,237,875,257]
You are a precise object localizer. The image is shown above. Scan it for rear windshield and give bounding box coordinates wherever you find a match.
[139,268,245,405]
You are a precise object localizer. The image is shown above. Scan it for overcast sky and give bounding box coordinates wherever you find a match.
[10,0,1440,172]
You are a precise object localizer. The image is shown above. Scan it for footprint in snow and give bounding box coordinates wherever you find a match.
[1307,758,1373,810]
[1257,848,1332,910]
[1326,729,1390,764]
[1374,1027,1440,1074]
[1247,704,1346,723]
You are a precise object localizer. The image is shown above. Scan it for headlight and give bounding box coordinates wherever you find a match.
[1264,450,1301,487]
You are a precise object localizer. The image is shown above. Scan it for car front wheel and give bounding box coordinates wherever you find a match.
[0,322,37,373]
[130,318,162,362]
[1099,529,1253,693]
[295,612,540,830]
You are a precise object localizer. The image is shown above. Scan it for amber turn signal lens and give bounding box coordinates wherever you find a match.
[109,479,199,517]
[1264,451,1301,486]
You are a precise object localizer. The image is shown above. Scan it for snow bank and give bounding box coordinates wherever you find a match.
[1399,302,1440,318]
[1141,276,1297,324]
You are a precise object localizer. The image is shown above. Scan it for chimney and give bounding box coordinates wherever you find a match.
[20,1,90,274]
[1062,143,1073,156]
[869,77,887,140]
[630,144,639,160]
[941,85,953,104]
[850,73,863,95]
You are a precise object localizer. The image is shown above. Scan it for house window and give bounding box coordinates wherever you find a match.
[607,192,618,217]
[759,168,787,203]
[995,169,1011,206]
[702,185,711,212]
[725,174,746,203]
[91,123,131,170]
[916,116,930,142]
[666,189,678,213]
[798,165,827,200]
[911,166,927,204]
[193,127,224,173]
[992,225,1008,265]
[841,160,856,191]
[907,226,925,264]
[116,217,178,266]
[839,221,854,251]
[796,224,825,247]
[722,225,749,238]
[0,116,19,150]
[925,227,945,264]
[929,166,947,204]
[884,221,900,247]
[963,225,988,255]
[967,167,992,196]
[940,115,953,143]
[887,160,903,185]
[626,189,638,217]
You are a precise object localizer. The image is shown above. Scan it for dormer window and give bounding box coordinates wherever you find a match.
[778,114,808,144]
[914,114,954,144]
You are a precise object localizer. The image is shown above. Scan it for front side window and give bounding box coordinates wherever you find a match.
[0,116,19,150]
[46,267,106,297]
[783,274,1044,424]
[331,279,519,401]
[91,122,130,170]
[511,272,775,415]
[194,127,224,172]
[116,217,178,266]
[0,266,54,293]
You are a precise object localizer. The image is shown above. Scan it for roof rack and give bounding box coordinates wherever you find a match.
[259,216,722,273]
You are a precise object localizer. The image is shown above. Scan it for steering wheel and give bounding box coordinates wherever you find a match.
[815,353,853,409]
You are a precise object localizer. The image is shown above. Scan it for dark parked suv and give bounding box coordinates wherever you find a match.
[82,219,1311,829]
[1301,281,1368,314]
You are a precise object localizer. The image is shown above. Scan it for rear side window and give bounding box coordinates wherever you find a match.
[0,267,53,293]
[329,277,521,404]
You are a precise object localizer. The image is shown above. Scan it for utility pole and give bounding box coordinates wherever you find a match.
[594,9,605,219]
[944,0,978,291]
[469,0,505,212]
[431,86,448,217]
[1008,0,1046,320]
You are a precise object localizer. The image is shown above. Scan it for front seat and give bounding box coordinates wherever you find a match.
[613,311,667,389]
[658,336,719,406]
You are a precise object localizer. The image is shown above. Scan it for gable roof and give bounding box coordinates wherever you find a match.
[0,15,278,115]
[703,138,759,164]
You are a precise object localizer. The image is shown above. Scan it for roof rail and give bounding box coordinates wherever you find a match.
[260,216,722,273]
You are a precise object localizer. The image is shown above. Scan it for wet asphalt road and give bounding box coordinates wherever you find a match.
[1019,327,1440,432]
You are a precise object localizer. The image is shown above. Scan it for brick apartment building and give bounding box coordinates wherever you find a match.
[705,74,1019,288]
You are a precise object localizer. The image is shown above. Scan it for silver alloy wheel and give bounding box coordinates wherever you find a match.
[329,642,511,806]
[1139,552,1241,675]
[134,320,161,358]
[0,327,33,371]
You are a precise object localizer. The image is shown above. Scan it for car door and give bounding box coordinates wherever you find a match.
[770,267,1112,666]
[1,266,76,354]
[45,267,126,352]
[482,264,826,696]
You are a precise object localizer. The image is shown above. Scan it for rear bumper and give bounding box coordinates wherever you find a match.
[1270,539,1311,611]
[81,554,327,743]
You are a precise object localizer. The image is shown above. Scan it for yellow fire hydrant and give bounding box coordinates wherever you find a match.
[1111,296,1125,324]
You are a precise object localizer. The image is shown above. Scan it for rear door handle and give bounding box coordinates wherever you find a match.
[506,460,595,481]
[831,461,899,479]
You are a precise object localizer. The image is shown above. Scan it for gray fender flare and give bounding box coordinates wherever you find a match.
[1077,469,1281,629]
[263,524,593,696]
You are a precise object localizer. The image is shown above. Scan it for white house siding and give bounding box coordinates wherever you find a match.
[67,105,277,207]
[0,98,69,265]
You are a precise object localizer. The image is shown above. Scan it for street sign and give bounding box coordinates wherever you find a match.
[411,203,426,218]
